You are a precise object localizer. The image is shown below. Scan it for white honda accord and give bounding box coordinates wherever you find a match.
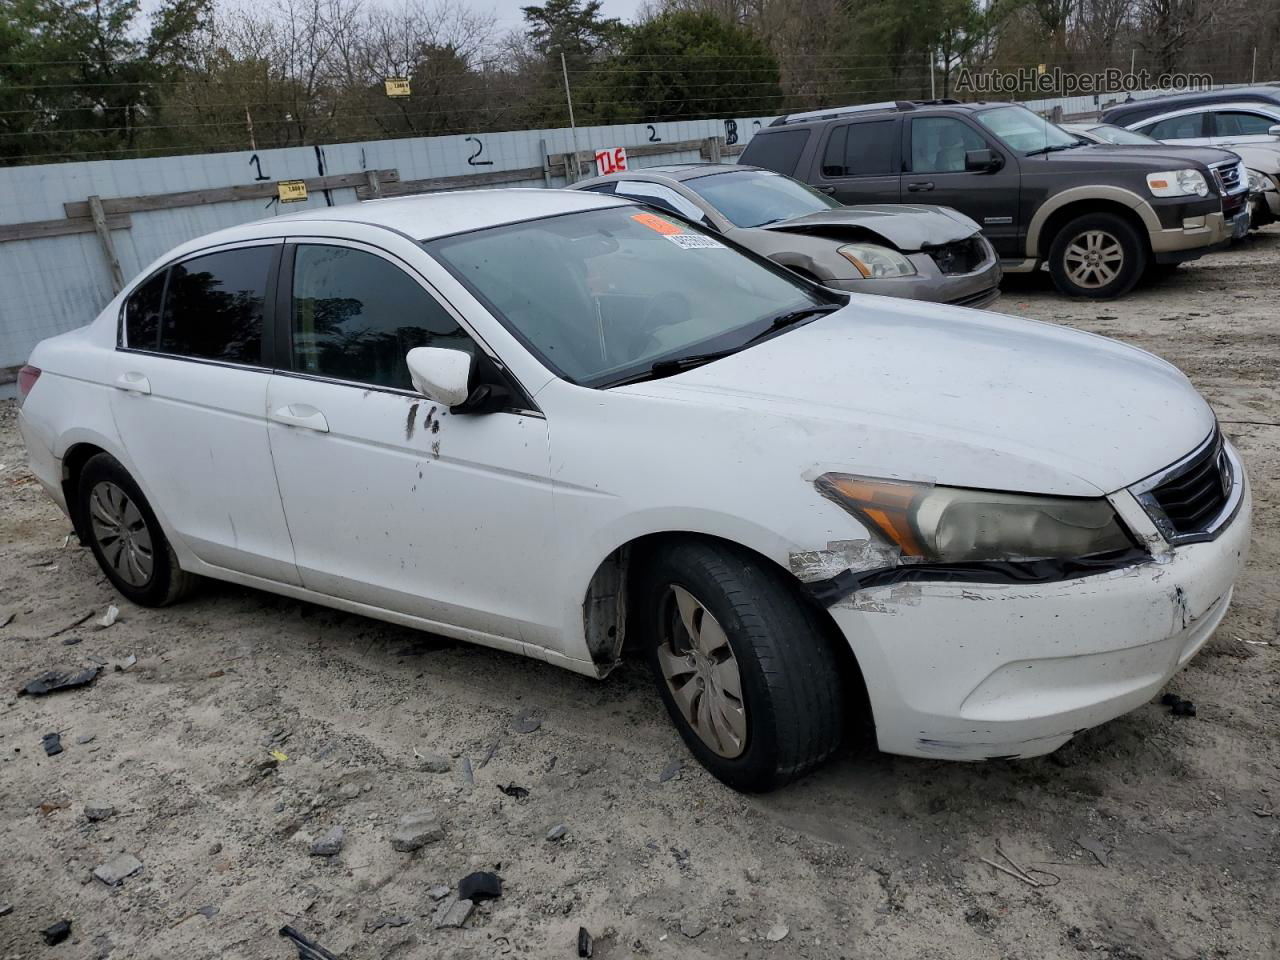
[17,190,1250,791]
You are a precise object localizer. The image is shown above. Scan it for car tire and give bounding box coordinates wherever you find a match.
[77,453,195,607]
[1047,212,1147,298]
[636,539,844,791]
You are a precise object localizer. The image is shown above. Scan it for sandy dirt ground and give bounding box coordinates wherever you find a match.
[1,228,1277,960]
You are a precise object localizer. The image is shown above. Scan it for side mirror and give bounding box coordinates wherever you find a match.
[1269,124,1280,138]
[406,347,471,407]
[965,149,1001,172]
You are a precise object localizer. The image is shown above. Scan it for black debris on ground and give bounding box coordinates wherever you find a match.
[577,926,594,957]
[41,919,72,945]
[17,665,101,696]
[457,871,502,902]
[41,732,62,756]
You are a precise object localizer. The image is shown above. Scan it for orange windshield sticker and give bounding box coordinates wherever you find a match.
[631,212,682,235]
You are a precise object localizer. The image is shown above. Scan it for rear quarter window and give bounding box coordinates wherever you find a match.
[738,129,811,177]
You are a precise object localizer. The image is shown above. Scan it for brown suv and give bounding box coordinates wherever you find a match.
[740,99,1249,297]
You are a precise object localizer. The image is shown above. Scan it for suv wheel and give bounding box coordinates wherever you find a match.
[636,539,844,791]
[1048,212,1147,298]
[78,453,195,606]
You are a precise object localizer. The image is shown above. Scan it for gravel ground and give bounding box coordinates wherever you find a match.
[1,227,1277,960]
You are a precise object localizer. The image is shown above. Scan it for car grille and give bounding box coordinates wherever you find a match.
[1212,161,1243,195]
[1135,432,1235,544]
[926,237,989,275]
[1223,190,1247,217]
[947,286,1000,308]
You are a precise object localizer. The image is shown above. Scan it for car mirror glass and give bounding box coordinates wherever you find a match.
[406,347,472,407]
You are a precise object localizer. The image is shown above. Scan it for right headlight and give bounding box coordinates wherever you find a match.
[1146,169,1209,198]
[815,474,1133,564]
[837,243,917,278]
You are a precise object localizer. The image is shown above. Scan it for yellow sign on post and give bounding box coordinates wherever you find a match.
[277,180,308,203]
[385,77,411,98]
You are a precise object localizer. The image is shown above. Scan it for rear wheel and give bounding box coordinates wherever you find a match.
[78,453,194,606]
[637,539,844,791]
[1048,212,1147,298]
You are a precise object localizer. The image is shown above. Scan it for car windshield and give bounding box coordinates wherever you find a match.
[976,105,1081,153]
[684,169,841,227]
[1091,124,1160,145]
[426,206,831,388]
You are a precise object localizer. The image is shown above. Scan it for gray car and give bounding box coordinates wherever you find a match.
[570,164,1002,308]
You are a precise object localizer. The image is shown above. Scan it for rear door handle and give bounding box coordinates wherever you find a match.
[907,181,935,192]
[114,372,151,395]
[270,403,329,433]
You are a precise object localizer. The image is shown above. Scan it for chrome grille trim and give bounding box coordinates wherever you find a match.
[1130,429,1244,546]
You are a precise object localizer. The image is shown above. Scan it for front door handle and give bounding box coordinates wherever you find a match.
[114,372,151,395]
[270,404,329,433]
[907,181,935,192]
[817,185,836,194]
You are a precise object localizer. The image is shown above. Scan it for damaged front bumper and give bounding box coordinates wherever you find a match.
[818,481,1251,762]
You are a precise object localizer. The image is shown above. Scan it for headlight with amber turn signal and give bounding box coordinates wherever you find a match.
[815,474,1133,563]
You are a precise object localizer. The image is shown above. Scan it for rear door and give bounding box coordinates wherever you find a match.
[264,238,558,650]
[903,115,1022,257]
[110,240,299,584]
[814,117,902,204]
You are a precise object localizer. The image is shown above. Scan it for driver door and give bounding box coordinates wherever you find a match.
[264,238,559,652]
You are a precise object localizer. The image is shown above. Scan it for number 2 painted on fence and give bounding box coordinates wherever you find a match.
[466,136,494,167]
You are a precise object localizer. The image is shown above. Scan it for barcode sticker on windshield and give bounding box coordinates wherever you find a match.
[665,234,724,250]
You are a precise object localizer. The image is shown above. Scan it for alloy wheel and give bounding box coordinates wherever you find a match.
[656,585,747,758]
[1063,229,1124,289]
[88,480,154,587]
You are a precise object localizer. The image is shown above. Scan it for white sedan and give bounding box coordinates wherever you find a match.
[17,190,1250,791]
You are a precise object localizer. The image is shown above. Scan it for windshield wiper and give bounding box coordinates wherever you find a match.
[601,304,841,388]
[746,303,843,343]
[1025,141,1083,157]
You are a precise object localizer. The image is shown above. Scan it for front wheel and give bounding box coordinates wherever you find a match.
[1047,212,1147,298]
[636,540,845,791]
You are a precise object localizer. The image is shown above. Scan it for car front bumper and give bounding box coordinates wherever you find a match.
[827,481,1251,762]
[824,249,1001,309]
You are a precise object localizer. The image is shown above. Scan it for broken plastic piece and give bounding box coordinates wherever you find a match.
[279,925,341,960]
[457,871,502,902]
[42,732,62,756]
[497,783,529,801]
[42,920,72,946]
[17,665,101,696]
[578,926,594,957]
[95,604,119,628]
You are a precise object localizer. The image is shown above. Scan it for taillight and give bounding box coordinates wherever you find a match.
[16,365,41,406]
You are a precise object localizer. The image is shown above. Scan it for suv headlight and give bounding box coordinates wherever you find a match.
[1146,169,1209,198]
[815,474,1133,563]
[837,243,917,278]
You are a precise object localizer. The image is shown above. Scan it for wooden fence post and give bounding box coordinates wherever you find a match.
[87,195,125,294]
[364,170,382,199]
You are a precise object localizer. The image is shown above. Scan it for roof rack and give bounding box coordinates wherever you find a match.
[769,99,962,126]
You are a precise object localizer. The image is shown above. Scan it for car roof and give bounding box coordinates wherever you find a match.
[236,188,626,243]
[578,164,760,185]
[766,99,1007,128]
[1137,100,1280,122]
[1102,85,1280,124]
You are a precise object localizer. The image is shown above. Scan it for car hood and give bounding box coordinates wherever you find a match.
[618,298,1214,497]
[759,205,980,251]
[1226,142,1280,172]
[1041,144,1242,171]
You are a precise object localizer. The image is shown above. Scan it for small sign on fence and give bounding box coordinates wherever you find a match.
[277,180,309,203]
[594,147,628,176]
[385,77,411,98]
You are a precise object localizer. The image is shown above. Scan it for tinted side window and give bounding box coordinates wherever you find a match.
[824,120,895,176]
[161,247,269,364]
[739,129,810,176]
[124,270,166,350]
[291,245,474,390]
[910,118,988,173]
[611,180,709,224]
[1144,114,1205,140]
[1214,111,1275,136]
